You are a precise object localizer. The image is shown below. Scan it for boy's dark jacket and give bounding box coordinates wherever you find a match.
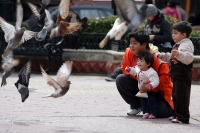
[144,10,172,47]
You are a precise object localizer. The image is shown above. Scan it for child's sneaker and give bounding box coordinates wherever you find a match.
[148,114,156,119]
[142,113,149,119]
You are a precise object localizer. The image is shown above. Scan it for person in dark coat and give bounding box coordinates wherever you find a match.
[144,4,173,53]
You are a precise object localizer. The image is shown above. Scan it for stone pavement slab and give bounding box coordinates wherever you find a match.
[0,73,200,133]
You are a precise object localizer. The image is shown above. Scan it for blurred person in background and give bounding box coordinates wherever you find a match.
[163,0,182,21]
[176,0,187,21]
[144,4,173,53]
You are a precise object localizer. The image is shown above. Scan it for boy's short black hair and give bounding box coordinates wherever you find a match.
[172,21,192,37]
[129,30,149,48]
[138,51,154,66]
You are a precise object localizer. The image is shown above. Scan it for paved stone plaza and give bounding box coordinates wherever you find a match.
[0,73,200,133]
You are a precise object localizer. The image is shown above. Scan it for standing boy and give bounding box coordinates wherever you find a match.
[157,21,194,124]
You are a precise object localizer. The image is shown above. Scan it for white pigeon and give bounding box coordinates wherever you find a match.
[0,0,37,57]
[99,18,128,48]
[27,1,54,41]
[99,0,148,48]
[40,61,73,98]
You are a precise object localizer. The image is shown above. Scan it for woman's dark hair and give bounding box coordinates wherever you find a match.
[129,30,150,49]
[138,51,154,66]
[172,21,192,37]
[168,0,177,8]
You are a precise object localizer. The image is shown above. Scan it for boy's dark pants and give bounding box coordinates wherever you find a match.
[141,92,158,116]
[173,78,191,123]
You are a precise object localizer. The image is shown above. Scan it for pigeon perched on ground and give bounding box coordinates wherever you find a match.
[1,51,20,87]
[14,60,32,102]
[40,61,73,98]
[99,0,148,48]
[27,1,54,41]
[0,0,37,57]
[50,0,82,39]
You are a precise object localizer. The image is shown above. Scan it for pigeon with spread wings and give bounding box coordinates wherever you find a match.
[99,0,148,48]
[14,60,32,102]
[27,0,51,27]
[1,51,20,87]
[27,0,54,41]
[50,0,82,39]
[40,61,73,98]
[51,8,88,49]
[0,0,37,57]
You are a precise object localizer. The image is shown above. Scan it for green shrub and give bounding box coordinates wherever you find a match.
[84,15,200,38]
[83,16,118,33]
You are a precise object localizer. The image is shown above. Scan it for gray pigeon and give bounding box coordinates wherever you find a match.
[27,1,54,41]
[0,0,37,58]
[1,51,20,87]
[99,0,148,48]
[14,60,32,102]
[40,61,73,98]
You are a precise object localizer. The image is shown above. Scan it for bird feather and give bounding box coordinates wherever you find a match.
[59,0,71,20]
[26,2,40,19]
[56,61,73,87]
[114,0,138,22]
[15,1,23,30]
[0,17,15,42]
[40,65,62,90]
[20,30,37,44]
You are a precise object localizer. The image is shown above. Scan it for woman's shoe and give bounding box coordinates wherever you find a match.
[148,114,156,119]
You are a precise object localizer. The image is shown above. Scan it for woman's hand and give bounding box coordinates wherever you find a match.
[149,35,155,41]
[140,84,149,93]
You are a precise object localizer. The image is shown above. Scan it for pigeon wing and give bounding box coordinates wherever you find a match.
[26,2,41,19]
[4,59,20,73]
[114,0,138,22]
[58,21,82,36]
[1,52,14,70]
[18,60,31,86]
[44,9,54,31]
[42,0,51,6]
[59,0,71,20]
[20,30,37,44]
[40,66,61,90]
[0,17,15,42]
[56,61,73,87]
[15,1,23,30]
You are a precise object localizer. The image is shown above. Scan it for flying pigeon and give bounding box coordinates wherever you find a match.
[99,0,148,48]
[1,51,20,87]
[0,0,37,57]
[50,0,82,39]
[40,61,73,98]
[27,0,51,27]
[27,1,54,41]
[51,8,88,49]
[14,60,32,102]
